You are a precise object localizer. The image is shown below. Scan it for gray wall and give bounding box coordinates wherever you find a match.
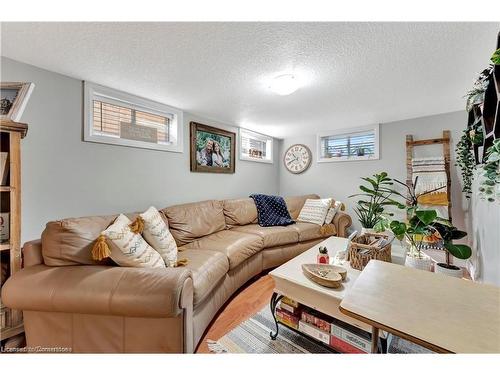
[1,57,280,242]
[279,111,468,235]
[467,170,500,286]
[0,56,471,250]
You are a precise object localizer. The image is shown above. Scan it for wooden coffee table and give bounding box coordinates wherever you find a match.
[268,236,405,341]
[340,260,500,353]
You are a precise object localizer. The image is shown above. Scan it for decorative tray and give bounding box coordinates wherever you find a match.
[301,264,347,288]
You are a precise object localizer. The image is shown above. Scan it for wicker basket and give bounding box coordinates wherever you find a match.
[348,233,392,271]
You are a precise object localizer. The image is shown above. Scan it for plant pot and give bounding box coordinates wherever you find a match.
[360,227,374,235]
[404,253,432,271]
[434,262,463,278]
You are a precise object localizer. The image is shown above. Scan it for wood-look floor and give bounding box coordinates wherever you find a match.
[195,274,275,353]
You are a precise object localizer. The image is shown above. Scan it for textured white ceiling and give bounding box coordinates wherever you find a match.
[1,22,499,137]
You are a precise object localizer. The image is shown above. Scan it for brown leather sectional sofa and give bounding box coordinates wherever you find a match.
[2,194,351,353]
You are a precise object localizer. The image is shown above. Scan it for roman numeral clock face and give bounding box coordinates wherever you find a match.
[284,144,312,174]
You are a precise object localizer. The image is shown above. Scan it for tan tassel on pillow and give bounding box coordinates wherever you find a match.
[92,235,111,261]
[320,223,337,236]
[129,216,145,234]
[175,258,188,267]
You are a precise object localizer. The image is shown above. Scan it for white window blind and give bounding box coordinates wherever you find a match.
[317,125,379,162]
[239,129,273,163]
[92,100,171,144]
[84,82,183,153]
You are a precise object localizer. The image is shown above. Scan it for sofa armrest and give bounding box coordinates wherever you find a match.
[1,264,193,318]
[23,239,44,267]
[333,211,352,238]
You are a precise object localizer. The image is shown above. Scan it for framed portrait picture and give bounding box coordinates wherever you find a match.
[190,122,236,173]
[0,82,35,122]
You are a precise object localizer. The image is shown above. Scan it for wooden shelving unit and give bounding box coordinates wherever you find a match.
[405,131,452,221]
[406,131,453,264]
[470,32,500,164]
[0,119,28,343]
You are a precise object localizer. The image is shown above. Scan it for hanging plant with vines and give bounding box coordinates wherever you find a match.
[465,67,492,112]
[478,139,500,202]
[455,129,475,198]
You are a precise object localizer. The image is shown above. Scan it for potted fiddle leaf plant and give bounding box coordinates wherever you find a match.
[377,210,472,275]
[348,172,405,234]
[431,221,471,277]
[373,176,472,273]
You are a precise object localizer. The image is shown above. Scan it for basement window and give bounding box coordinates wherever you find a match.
[317,124,379,162]
[239,128,273,163]
[84,82,183,152]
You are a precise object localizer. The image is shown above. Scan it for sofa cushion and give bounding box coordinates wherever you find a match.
[223,198,258,227]
[180,249,229,306]
[162,200,226,246]
[231,224,299,248]
[42,215,117,266]
[290,222,335,242]
[41,212,169,267]
[180,230,264,269]
[285,194,321,219]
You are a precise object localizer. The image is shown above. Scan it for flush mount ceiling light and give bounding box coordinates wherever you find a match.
[269,74,300,95]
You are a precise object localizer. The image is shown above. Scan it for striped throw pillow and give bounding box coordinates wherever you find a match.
[324,201,343,224]
[141,206,178,267]
[102,214,165,268]
[297,198,333,226]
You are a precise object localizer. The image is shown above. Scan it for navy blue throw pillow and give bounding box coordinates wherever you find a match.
[250,194,295,227]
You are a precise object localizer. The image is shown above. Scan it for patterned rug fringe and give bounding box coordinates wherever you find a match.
[207,339,229,353]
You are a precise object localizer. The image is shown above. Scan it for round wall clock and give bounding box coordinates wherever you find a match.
[284,144,312,174]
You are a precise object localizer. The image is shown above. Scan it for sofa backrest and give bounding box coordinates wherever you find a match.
[41,212,168,267]
[223,194,320,226]
[223,198,258,227]
[42,214,118,266]
[39,194,320,266]
[161,200,226,246]
[284,194,321,219]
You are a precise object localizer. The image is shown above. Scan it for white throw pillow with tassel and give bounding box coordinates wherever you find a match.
[139,206,183,267]
[93,214,166,268]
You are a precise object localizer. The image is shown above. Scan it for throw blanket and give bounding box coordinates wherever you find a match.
[250,194,295,227]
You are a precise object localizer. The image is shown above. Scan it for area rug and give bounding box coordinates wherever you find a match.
[207,306,335,354]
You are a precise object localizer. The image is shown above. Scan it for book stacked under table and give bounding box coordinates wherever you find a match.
[276,296,430,354]
[276,296,374,353]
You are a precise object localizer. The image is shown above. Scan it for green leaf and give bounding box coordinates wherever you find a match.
[432,222,451,241]
[416,210,437,225]
[361,177,378,189]
[434,217,453,227]
[487,153,500,162]
[491,48,500,65]
[359,185,376,195]
[451,230,467,240]
[390,221,407,240]
[373,221,386,232]
[444,243,472,260]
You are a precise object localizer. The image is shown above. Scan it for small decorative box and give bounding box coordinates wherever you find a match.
[317,246,329,264]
